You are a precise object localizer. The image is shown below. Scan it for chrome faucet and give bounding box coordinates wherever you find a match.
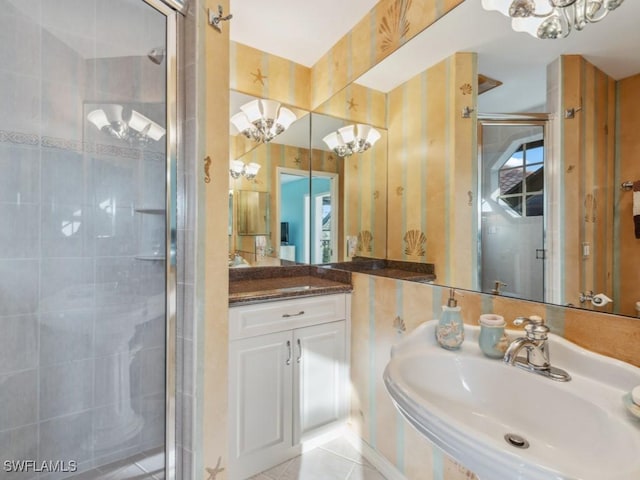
[503,316,571,382]
[491,280,507,295]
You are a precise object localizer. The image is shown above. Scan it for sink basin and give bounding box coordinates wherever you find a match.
[384,320,640,480]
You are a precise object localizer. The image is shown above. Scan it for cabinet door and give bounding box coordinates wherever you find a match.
[293,320,346,444]
[229,331,293,478]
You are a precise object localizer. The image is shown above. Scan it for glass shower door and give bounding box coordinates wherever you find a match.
[479,122,546,302]
[0,0,173,478]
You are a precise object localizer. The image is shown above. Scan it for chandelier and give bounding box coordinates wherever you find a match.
[230,99,297,143]
[87,104,165,145]
[322,124,381,158]
[229,160,261,180]
[481,0,625,39]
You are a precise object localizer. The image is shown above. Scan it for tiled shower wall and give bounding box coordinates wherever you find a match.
[0,0,167,477]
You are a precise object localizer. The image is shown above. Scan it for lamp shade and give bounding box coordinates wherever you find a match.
[365,127,381,146]
[229,159,245,177]
[244,162,261,177]
[260,99,280,120]
[102,104,124,124]
[230,112,252,134]
[146,121,166,141]
[322,132,341,151]
[128,109,152,133]
[277,107,297,129]
[240,100,262,123]
[338,125,355,144]
[87,109,110,130]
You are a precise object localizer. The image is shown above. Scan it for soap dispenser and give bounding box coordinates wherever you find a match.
[435,289,464,350]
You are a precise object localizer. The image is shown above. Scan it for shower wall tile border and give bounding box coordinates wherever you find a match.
[0,129,164,162]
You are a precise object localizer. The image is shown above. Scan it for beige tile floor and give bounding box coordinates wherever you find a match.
[248,437,387,480]
[65,448,164,480]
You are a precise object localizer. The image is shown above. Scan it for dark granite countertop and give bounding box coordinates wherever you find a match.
[321,257,436,283]
[229,266,352,305]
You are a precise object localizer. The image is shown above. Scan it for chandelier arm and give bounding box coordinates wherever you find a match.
[586,7,610,22]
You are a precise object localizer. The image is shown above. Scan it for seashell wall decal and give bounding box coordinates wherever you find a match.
[357,230,373,253]
[393,315,406,333]
[404,229,426,256]
[378,0,412,54]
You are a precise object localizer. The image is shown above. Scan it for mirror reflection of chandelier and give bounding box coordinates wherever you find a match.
[87,104,166,145]
[229,160,261,180]
[481,0,624,39]
[230,99,297,143]
[322,124,381,158]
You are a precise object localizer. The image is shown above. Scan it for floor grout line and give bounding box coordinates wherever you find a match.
[344,461,356,480]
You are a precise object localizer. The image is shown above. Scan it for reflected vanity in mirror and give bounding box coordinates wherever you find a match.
[228,89,388,269]
[310,112,388,264]
[236,190,269,235]
[228,90,311,267]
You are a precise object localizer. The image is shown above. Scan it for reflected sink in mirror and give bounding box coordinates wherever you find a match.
[384,320,640,480]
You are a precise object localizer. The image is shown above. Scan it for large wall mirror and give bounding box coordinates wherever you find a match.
[229,91,311,267]
[341,0,640,318]
[228,0,640,319]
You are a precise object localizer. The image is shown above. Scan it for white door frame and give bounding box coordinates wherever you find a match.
[311,170,339,263]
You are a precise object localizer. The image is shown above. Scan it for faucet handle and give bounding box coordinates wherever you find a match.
[513,315,545,326]
[514,316,549,341]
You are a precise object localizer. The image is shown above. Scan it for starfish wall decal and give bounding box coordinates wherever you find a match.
[205,457,225,480]
[251,68,267,86]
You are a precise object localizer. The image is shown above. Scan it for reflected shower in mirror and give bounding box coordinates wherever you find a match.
[349,0,640,317]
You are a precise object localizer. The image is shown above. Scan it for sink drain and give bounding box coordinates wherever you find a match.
[504,433,530,449]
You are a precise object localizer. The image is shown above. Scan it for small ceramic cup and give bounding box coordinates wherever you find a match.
[478,314,508,358]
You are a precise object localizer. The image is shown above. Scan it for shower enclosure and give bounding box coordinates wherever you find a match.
[0,0,178,478]
[478,120,546,302]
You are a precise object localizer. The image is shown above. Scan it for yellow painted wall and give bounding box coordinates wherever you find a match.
[387,52,477,288]
[341,132,388,261]
[349,271,639,479]
[230,142,312,261]
[314,83,387,129]
[310,0,466,109]
[616,72,640,316]
[231,41,311,110]
[201,0,230,477]
[561,55,616,308]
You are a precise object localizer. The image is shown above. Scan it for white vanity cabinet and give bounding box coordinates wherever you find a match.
[229,293,350,480]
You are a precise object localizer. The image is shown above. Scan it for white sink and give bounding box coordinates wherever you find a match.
[384,320,640,480]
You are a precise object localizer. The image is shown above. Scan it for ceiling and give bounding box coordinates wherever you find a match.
[355,1,640,112]
[231,0,640,114]
[229,0,379,67]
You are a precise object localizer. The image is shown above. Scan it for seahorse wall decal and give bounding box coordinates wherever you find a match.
[404,229,426,256]
[204,156,212,184]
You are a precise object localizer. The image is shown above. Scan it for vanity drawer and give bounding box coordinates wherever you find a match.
[229,294,347,340]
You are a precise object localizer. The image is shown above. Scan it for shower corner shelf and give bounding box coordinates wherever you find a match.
[135,254,166,261]
[135,207,166,215]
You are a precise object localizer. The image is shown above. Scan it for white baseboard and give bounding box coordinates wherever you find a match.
[344,429,407,480]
